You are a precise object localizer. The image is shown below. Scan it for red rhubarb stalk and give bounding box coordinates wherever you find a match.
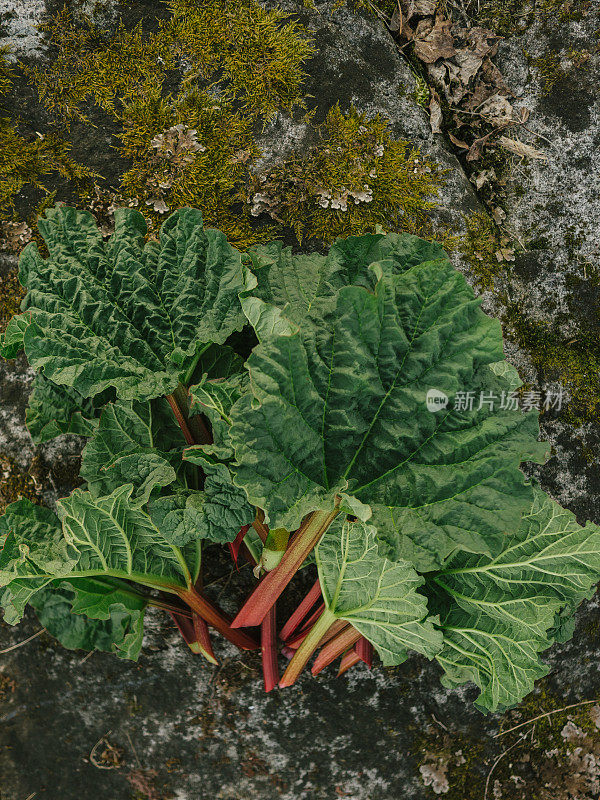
[279,608,336,688]
[284,602,326,647]
[168,611,218,664]
[192,614,218,664]
[311,626,362,676]
[228,525,250,569]
[179,586,259,651]
[279,579,322,641]
[232,509,339,629]
[261,605,279,692]
[356,637,373,668]
[337,648,361,677]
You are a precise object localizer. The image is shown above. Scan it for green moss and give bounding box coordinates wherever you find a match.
[460,0,590,36]
[27,1,315,248]
[0,50,95,219]
[530,52,563,96]
[0,265,25,335]
[0,453,41,513]
[249,104,442,244]
[461,212,506,291]
[503,307,600,424]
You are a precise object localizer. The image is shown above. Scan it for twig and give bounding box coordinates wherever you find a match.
[79,650,94,666]
[0,628,45,654]
[89,731,118,770]
[24,794,36,800]
[125,730,142,769]
[431,713,449,732]
[494,699,598,738]
[483,734,526,800]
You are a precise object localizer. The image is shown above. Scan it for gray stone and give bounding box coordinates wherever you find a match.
[1,2,600,799]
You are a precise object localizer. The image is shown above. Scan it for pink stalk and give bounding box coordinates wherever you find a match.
[337,648,361,676]
[279,579,322,642]
[284,603,326,648]
[168,611,218,664]
[228,524,250,569]
[232,510,338,629]
[311,626,362,676]
[261,605,279,692]
[179,587,259,651]
[356,637,373,668]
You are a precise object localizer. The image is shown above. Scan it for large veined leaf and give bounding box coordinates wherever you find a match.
[30,577,146,660]
[430,488,600,712]
[0,205,253,401]
[0,488,202,622]
[26,373,105,443]
[80,399,192,502]
[246,232,449,331]
[182,375,255,543]
[57,486,201,589]
[371,359,545,571]
[231,248,548,564]
[316,518,442,664]
[0,500,75,623]
[188,372,249,460]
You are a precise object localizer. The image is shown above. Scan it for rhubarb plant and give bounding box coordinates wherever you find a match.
[1,204,599,712]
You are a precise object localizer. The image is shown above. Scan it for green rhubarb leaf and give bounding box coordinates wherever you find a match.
[430,488,600,713]
[0,500,75,623]
[57,485,201,589]
[371,360,545,571]
[186,342,244,385]
[0,487,202,601]
[189,372,249,459]
[246,231,449,332]
[0,205,253,401]
[316,518,442,664]
[231,241,548,559]
[80,399,192,502]
[183,374,255,543]
[26,373,106,443]
[30,577,146,660]
[173,457,255,545]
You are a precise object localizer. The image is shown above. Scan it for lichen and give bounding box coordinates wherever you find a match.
[248,104,442,244]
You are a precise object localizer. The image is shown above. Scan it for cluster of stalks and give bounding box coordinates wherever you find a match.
[154,383,373,691]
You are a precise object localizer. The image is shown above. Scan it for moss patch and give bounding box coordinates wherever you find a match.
[0,50,95,219]
[502,306,600,424]
[0,453,41,513]
[0,265,25,335]
[249,104,443,244]
[26,0,315,248]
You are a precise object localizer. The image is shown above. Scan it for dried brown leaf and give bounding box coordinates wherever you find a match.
[498,136,546,161]
[413,17,456,63]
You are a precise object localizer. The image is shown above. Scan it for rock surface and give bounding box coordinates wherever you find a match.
[1,2,600,799]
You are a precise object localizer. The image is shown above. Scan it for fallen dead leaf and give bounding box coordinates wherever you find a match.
[413,16,456,63]
[498,136,546,161]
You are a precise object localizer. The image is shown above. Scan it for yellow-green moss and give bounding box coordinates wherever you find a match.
[249,104,443,244]
[0,264,25,335]
[0,453,41,513]
[503,307,600,424]
[461,211,506,291]
[26,1,316,248]
[0,50,96,219]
